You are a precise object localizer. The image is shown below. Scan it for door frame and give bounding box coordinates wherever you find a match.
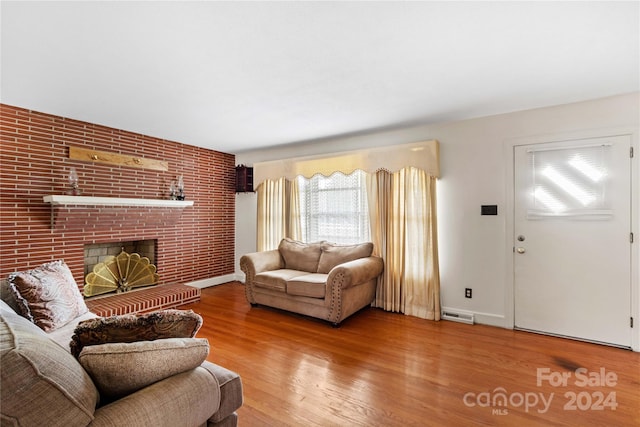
[503,127,639,351]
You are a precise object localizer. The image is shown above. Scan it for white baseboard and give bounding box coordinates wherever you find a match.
[185,274,240,289]
[473,311,506,328]
[236,270,246,283]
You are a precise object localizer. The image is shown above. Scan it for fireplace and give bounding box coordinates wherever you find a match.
[80,239,201,315]
[84,240,158,297]
[84,240,156,278]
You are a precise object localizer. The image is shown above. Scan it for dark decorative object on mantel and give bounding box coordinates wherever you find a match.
[235,165,254,193]
[176,175,185,200]
[168,175,186,200]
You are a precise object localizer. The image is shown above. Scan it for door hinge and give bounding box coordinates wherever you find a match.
[631,317,634,328]
[631,232,635,243]
[631,147,634,158]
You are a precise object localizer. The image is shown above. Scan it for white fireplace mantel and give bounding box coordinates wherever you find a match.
[43,195,194,228]
[43,195,194,208]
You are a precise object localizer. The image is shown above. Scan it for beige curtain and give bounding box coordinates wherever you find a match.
[367,167,441,320]
[256,178,301,251]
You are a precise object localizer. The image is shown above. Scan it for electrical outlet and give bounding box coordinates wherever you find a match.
[465,288,472,298]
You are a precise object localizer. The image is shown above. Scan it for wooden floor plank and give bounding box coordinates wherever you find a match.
[181,282,640,426]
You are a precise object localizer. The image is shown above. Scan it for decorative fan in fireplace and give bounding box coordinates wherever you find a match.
[84,250,159,297]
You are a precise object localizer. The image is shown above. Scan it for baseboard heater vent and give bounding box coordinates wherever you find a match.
[442,310,475,325]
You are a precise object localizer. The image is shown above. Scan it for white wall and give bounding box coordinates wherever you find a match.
[235,92,639,347]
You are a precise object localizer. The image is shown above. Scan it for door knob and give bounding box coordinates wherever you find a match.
[516,247,526,254]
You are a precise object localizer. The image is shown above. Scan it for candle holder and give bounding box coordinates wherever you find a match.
[168,180,177,200]
[67,167,81,195]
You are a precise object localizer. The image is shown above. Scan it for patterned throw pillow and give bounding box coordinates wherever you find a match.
[70,309,203,358]
[8,260,89,332]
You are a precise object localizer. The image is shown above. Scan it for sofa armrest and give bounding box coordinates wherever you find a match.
[200,361,243,425]
[240,250,283,277]
[90,365,221,427]
[327,256,384,290]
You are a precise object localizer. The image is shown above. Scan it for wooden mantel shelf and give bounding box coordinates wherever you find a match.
[43,196,194,229]
[43,195,194,208]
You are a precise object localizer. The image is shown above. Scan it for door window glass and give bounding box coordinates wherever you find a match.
[526,143,612,218]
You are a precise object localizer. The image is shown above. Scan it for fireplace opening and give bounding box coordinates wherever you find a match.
[84,240,158,297]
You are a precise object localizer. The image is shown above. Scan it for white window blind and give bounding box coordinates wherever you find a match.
[297,170,370,244]
[527,143,612,218]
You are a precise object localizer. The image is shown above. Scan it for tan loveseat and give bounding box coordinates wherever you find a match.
[0,279,243,427]
[240,238,384,326]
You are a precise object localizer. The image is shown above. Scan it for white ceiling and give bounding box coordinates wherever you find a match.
[1,1,638,154]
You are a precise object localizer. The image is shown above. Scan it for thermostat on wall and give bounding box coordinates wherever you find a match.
[481,205,498,215]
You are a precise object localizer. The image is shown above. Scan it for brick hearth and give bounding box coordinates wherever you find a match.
[85,283,201,317]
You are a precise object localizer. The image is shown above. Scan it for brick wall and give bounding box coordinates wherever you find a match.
[0,104,236,289]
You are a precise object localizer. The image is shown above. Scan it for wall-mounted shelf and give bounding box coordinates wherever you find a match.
[43,195,194,208]
[235,165,254,193]
[43,196,194,229]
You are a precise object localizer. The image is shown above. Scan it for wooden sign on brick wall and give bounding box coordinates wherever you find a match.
[69,146,169,171]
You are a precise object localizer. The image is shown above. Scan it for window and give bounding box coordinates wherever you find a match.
[297,170,370,244]
[527,143,612,218]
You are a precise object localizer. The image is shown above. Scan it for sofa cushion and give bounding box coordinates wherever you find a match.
[91,365,223,427]
[47,310,99,351]
[317,242,374,274]
[279,238,323,272]
[0,300,99,426]
[7,260,89,332]
[286,273,328,298]
[70,309,202,358]
[79,338,209,400]
[254,269,304,292]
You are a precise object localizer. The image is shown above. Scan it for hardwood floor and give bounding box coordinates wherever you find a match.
[181,283,640,426]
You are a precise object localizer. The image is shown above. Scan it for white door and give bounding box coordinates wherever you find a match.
[514,135,632,347]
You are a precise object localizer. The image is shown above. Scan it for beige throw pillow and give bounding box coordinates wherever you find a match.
[278,238,323,272]
[8,260,89,332]
[70,309,203,358]
[317,242,374,274]
[79,338,209,399]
